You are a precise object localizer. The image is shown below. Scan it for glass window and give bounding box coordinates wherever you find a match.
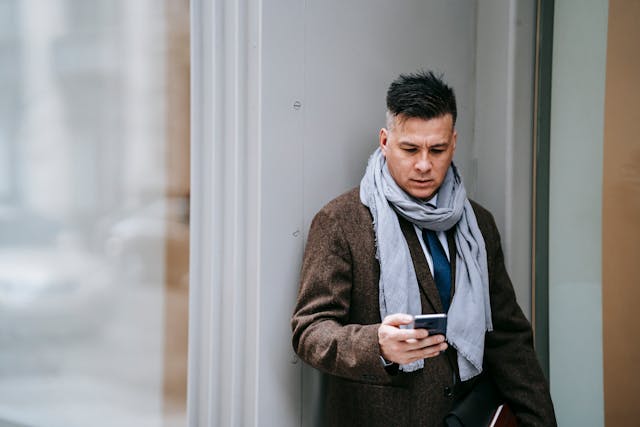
[547,1,607,426]
[0,1,190,426]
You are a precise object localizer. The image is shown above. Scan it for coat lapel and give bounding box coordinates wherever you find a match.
[398,216,443,313]
[397,215,458,315]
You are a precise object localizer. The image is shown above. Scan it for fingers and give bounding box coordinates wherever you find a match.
[379,331,447,364]
[405,334,446,352]
[407,340,448,363]
[384,343,448,365]
[394,338,448,365]
[381,313,428,341]
[379,324,429,342]
[391,334,446,355]
[378,313,449,365]
[382,313,414,327]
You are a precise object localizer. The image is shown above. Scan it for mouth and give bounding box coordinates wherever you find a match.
[411,179,433,185]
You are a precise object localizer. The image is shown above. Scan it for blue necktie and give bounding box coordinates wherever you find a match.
[423,229,451,312]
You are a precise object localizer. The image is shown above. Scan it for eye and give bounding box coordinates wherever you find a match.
[431,148,445,154]
[402,147,418,153]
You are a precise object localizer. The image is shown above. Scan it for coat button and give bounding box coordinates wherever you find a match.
[444,386,453,398]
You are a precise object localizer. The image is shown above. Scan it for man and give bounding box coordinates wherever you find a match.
[291,71,556,426]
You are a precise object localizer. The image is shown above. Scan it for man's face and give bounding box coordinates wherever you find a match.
[380,114,457,201]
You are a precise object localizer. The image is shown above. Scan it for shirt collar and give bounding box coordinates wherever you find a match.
[426,193,438,209]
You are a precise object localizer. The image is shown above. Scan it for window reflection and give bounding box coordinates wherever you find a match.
[0,1,189,426]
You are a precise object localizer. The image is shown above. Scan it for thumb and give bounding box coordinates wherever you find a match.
[382,313,414,327]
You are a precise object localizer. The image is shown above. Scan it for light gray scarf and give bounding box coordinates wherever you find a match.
[360,148,493,380]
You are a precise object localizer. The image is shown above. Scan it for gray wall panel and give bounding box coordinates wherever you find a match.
[259,1,306,426]
[473,0,536,318]
[192,1,537,425]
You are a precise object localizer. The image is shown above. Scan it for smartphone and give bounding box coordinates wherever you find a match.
[412,313,447,337]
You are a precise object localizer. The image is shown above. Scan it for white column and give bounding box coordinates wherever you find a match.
[188,0,262,425]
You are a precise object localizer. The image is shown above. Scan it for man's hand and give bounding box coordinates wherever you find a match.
[378,313,448,365]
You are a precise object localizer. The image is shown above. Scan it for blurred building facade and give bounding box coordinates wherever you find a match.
[0,1,189,426]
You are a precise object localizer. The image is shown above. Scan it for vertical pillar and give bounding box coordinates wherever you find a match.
[162,0,190,419]
[188,0,262,425]
[602,1,640,424]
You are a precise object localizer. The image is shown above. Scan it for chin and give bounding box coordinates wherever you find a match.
[408,189,435,200]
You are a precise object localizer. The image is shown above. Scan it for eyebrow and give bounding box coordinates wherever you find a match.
[397,141,450,148]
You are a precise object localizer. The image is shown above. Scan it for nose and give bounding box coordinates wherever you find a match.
[415,152,432,173]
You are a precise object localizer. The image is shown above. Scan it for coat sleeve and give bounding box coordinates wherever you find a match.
[291,208,392,384]
[478,210,557,427]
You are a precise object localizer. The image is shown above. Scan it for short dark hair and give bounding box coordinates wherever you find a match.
[386,70,457,127]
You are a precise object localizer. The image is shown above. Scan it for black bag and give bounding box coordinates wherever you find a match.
[444,377,517,427]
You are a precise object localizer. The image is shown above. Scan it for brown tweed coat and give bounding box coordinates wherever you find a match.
[291,187,556,427]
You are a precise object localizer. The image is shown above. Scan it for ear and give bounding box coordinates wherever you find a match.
[451,129,457,154]
[379,128,389,156]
